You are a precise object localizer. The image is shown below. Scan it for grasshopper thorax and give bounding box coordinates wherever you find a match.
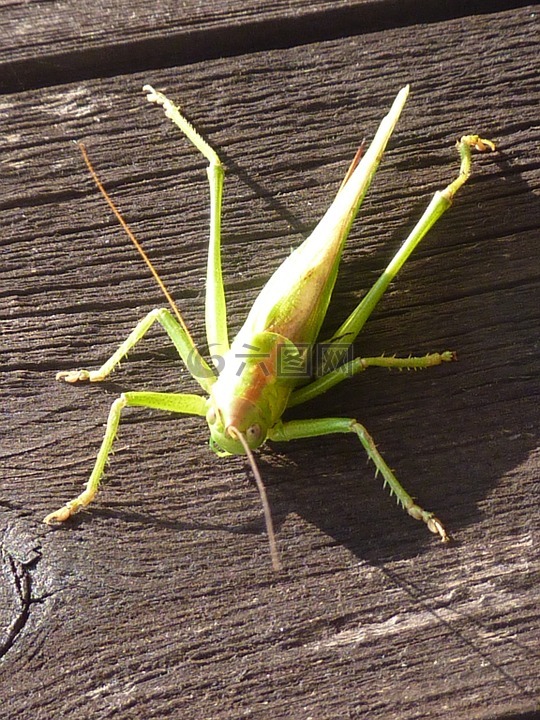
[206,330,300,455]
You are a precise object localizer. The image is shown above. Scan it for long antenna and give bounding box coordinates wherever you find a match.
[229,427,281,571]
[78,142,193,342]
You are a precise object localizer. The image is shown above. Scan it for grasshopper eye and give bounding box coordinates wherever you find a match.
[246,424,261,444]
[206,408,216,425]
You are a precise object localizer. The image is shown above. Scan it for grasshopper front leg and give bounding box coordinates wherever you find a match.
[269,418,449,541]
[44,391,208,524]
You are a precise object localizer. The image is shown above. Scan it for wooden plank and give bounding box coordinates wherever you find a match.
[1,6,539,719]
[0,0,378,91]
[0,0,526,92]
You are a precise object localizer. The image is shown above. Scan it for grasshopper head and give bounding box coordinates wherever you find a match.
[206,396,268,455]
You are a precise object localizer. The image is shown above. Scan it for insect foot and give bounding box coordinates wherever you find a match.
[56,369,93,383]
[406,505,450,543]
[44,501,81,524]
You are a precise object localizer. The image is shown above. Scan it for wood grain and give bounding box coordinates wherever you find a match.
[0,0,527,93]
[1,4,539,719]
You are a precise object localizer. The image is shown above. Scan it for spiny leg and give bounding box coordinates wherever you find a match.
[144,85,229,360]
[268,417,449,541]
[323,135,496,363]
[288,351,455,407]
[44,391,208,524]
[57,307,215,393]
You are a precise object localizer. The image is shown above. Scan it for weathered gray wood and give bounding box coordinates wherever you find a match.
[0,0,526,93]
[0,0,384,92]
[1,5,539,719]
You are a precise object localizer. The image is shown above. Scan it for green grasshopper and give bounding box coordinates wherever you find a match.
[45,84,495,570]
